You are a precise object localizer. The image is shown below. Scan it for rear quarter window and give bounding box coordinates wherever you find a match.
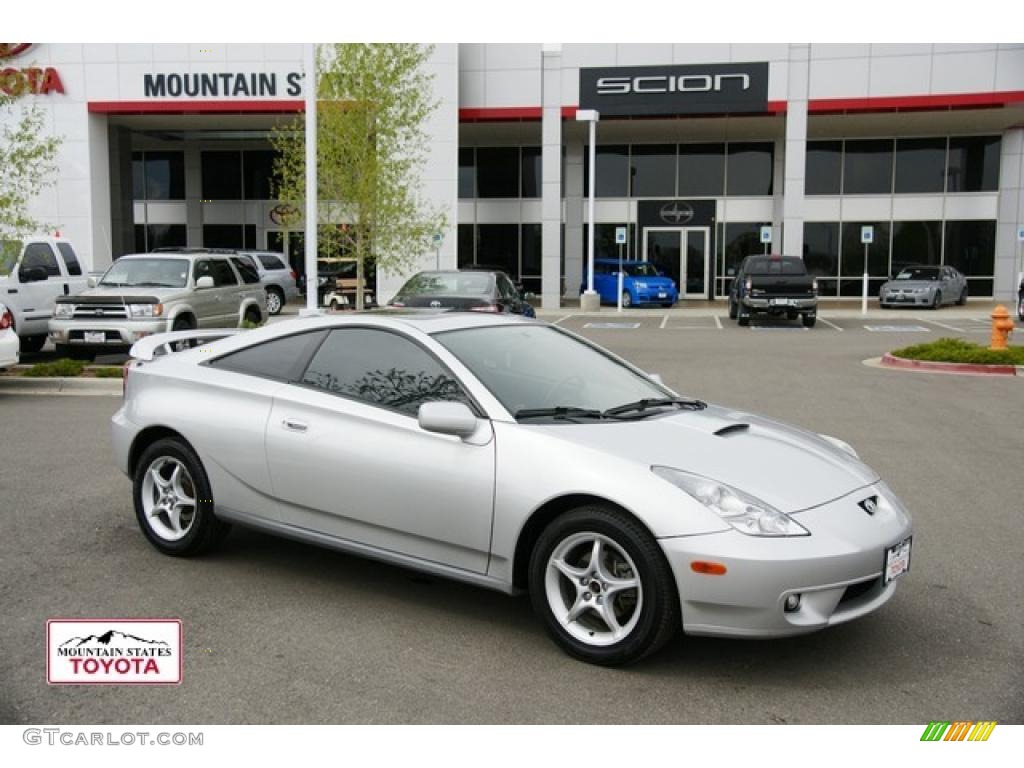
[208,330,329,381]
[257,254,286,271]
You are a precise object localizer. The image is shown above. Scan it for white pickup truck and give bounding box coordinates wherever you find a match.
[0,237,90,353]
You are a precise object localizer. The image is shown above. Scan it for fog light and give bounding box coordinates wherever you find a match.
[784,594,801,612]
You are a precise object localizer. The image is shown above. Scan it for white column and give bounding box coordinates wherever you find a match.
[564,139,584,297]
[783,44,810,260]
[303,43,318,314]
[540,44,563,310]
[995,128,1024,302]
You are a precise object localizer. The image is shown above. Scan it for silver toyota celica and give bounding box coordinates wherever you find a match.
[112,312,912,666]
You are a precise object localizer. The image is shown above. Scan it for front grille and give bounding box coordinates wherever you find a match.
[72,304,128,319]
[838,577,881,606]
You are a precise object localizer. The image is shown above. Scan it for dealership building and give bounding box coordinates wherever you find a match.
[4,43,1024,306]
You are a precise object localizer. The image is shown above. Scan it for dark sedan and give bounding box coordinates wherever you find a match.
[389,270,536,317]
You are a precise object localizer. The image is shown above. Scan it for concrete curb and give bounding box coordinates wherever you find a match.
[0,376,122,395]
[876,353,1017,376]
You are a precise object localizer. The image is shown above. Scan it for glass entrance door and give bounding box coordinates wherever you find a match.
[643,227,710,299]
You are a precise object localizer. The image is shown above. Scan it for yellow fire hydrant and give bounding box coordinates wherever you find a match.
[990,305,1014,350]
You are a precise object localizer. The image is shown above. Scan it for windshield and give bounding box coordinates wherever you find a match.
[434,325,668,417]
[399,272,493,297]
[99,258,190,288]
[744,257,807,276]
[894,267,940,281]
[1,240,22,274]
[622,263,662,277]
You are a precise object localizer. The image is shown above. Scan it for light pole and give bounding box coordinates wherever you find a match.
[576,109,600,312]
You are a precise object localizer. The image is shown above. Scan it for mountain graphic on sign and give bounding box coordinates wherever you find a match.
[59,629,170,648]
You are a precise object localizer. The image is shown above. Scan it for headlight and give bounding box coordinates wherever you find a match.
[54,303,74,318]
[128,303,163,318]
[652,466,809,537]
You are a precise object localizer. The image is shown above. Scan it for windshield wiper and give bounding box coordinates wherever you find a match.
[515,406,605,422]
[603,397,707,418]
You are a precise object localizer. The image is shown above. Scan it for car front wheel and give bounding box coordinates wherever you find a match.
[133,438,230,557]
[529,505,679,666]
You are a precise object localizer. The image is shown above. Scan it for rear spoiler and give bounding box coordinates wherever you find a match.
[129,329,241,361]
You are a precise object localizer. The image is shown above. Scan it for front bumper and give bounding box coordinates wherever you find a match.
[660,483,912,638]
[49,318,171,348]
[880,293,931,306]
[743,297,817,314]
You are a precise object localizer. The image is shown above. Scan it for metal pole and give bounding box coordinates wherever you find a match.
[587,117,596,294]
[303,42,318,314]
[861,243,869,315]
[617,242,623,313]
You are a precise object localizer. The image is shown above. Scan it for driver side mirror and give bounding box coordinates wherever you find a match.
[18,265,48,283]
[196,276,215,289]
[418,401,479,438]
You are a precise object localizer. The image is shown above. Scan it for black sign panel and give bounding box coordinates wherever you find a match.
[580,62,769,117]
[638,200,716,229]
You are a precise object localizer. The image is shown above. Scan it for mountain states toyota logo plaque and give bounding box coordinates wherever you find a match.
[47,619,183,685]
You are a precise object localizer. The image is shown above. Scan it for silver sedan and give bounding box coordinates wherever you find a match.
[112,313,912,665]
[879,264,968,308]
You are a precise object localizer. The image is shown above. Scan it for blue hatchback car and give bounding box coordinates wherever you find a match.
[584,259,679,307]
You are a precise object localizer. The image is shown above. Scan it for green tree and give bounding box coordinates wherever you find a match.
[272,43,444,310]
[0,93,61,268]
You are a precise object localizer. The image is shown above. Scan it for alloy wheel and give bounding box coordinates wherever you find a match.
[140,457,197,542]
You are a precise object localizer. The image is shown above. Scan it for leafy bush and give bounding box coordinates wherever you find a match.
[93,366,125,379]
[22,359,86,377]
[890,337,1024,366]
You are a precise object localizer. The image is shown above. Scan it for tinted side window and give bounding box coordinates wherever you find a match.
[230,257,261,284]
[56,243,83,276]
[497,275,517,300]
[257,254,285,271]
[210,330,328,381]
[22,243,60,276]
[300,328,471,417]
[210,259,239,286]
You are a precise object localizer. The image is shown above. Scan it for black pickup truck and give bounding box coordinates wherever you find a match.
[728,255,818,327]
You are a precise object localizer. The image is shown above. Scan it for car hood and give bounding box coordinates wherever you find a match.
[71,285,187,301]
[530,404,878,513]
[882,280,937,291]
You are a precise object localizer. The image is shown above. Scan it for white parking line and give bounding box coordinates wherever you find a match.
[818,317,843,331]
[550,315,572,325]
[660,314,670,330]
[916,317,966,333]
[714,315,723,330]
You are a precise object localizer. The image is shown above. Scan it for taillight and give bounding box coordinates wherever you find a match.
[290,270,298,281]
[469,303,500,313]
[0,309,12,330]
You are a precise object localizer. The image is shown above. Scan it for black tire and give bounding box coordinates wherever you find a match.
[528,505,679,666]
[132,437,230,557]
[737,304,750,326]
[265,287,285,315]
[931,291,942,309]
[728,299,738,320]
[1018,297,1024,322]
[802,315,817,328]
[172,316,194,332]
[54,344,94,361]
[19,334,46,354]
[243,306,262,326]
[957,287,968,306]
[621,291,632,309]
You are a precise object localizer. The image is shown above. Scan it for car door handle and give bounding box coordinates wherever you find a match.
[282,418,308,433]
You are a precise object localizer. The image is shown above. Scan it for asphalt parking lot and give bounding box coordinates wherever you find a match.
[1,303,1022,724]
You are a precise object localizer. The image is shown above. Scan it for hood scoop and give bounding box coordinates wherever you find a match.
[713,423,750,437]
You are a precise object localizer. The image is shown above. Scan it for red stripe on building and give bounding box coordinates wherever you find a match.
[88,100,304,114]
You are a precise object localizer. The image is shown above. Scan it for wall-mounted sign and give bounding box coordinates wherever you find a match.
[861,226,874,245]
[0,43,64,96]
[615,227,627,244]
[760,226,772,244]
[638,200,715,229]
[580,62,769,117]
[143,71,304,99]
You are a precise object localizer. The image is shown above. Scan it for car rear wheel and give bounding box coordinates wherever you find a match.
[529,505,679,666]
[802,314,817,328]
[265,287,284,315]
[621,291,632,309]
[133,438,230,557]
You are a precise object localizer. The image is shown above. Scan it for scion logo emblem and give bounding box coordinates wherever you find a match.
[859,496,878,516]
[0,44,32,59]
[659,202,695,225]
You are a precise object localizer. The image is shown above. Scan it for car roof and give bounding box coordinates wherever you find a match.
[595,258,653,264]
[120,251,229,261]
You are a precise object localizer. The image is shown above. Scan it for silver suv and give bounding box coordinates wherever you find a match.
[49,251,266,359]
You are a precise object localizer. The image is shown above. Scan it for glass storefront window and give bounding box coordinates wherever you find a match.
[521,223,542,276]
[947,136,1000,192]
[723,222,768,279]
[475,224,519,276]
[132,151,185,200]
[891,221,941,274]
[201,151,243,200]
[802,222,839,280]
[243,150,276,200]
[726,143,773,196]
[457,223,474,267]
[894,138,946,194]
[589,223,636,261]
[840,221,890,277]
[583,145,630,198]
[843,139,893,194]
[630,144,676,197]
[203,224,244,249]
[458,148,475,199]
[805,141,842,195]
[521,147,542,199]
[134,224,186,253]
[677,144,724,197]
[476,147,519,198]
[944,220,995,276]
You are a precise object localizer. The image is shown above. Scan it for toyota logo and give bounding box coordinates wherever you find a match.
[0,44,32,60]
[660,202,695,224]
[94,309,105,317]
[269,204,300,226]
